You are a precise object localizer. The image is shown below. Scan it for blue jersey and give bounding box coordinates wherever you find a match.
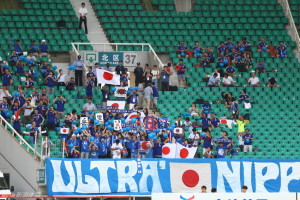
[101,90,110,102]
[177,45,187,51]
[32,114,44,127]
[2,74,12,86]
[239,94,249,101]
[86,72,95,78]
[177,64,186,75]
[243,134,253,145]
[202,104,211,114]
[202,136,212,148]
[40,44,48,53]
[258,42,268,48]
[36,105,46,115]
[277,45,287,53]
[120,76,128,87]
[216,146,227,158]
[161,71,170,82]
[46,75,56,88]
[86,80,94,97]
[201,117,210,128]
[54,100,65,112]
[210,118,220,127]
[226,67,235,74]
[67,139,79,153]
[30,44,38,53]
[14,43,22,52]
[80,139,90,152]
[124,137,134,150]
[152,86,159,98]
[25,81,34,88]
[16,65,24,74]
[90,150,99,158]
[217,45,227,53]
[193,46,202,53]
[47,111,55,122]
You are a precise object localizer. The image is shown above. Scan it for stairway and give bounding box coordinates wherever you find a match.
[69,0,113,52]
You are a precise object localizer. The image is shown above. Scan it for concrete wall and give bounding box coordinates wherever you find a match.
[0,126,45,195]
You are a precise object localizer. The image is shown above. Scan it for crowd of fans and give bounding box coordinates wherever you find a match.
[0,35,286,160]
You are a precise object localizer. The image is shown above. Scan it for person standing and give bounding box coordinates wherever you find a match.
[73,55,84,86]
[57,69,68,87]
[242,129,254,153]
[143,83,153,111]
[115,61,125,75]
[160,66,171,92]
[78,2,88,34]
[134,62,144,86]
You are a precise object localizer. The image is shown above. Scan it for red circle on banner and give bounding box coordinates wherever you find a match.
[103,72,113,80]
[130,115,138,119]
[111,103,119,109]
[63,129,67,133]
[162,146,170,155]
[180,148,189,158]
[182,170,199,187]
[141,141,149,150]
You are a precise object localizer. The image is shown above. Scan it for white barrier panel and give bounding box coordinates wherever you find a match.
[152,193,296,200]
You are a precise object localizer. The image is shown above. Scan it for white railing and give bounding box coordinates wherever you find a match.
[0,115,42,162]
[71,42,164,68]
[280,0,300,54]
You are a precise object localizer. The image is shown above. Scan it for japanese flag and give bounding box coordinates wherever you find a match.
[170,162,211,192]
[175,143,197,159]
[125,112,139,122]
[173,127,183,135]
[96,69,120,85]
[162,143,176,158]
[107,100,125,109]
[60,128,69,135]
[140,141,151,151]
[220,119,235,129]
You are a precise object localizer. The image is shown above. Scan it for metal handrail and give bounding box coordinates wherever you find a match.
[281,0,300,52]
[70,42,164,68]
[0,115,42,160]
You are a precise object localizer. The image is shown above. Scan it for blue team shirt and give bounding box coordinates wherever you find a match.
[243,134,253,145]
[14,44,22,52]
[177,45,187,51]
[47,111,55,122]
[86,72,95,78]
[67,139,79,153]
[129,93,138,104]
[152,86,159,98]
[217,45,227,53]
[202,136,212,148]
[98,141,107,156]
[54,100,65,112]
[239,94,249,101]
[277,45,287,53]
[16,65,24,74]
[153,142,163,156]
[37,105,46,115]
[46,75,56,87]
[3,74,12,86]
[210,118,220,127]
[32,114,44,127]
[161,71,170,82]
[201,117,210,128]
[216,146,227,158]
[40,44,48,53]
[177,64,186,75]
[30,44,38,53]
[258,42,268,48]
[226,67,235,74]
[25,81,34,88]
[101,90,110,101]
[90,150,99,158]
[202,104,211,114]
[80,139,90,152]
[120,76,128,87]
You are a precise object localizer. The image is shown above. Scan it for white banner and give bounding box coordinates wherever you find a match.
[95,113,104,124]
[152,193,296,200]
[80,117,88,128]
[114,87,128,97]
[173,127,183,135]
[114,120,122,130]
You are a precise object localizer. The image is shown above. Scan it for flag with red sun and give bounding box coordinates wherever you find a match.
[169,162,211,193]
[175,143,197,158]
[125,112,138,122]
[96,69,120,85]
[162,143,176,158]
[220,119,235,129]
[107,101,125,110]
[60,128,69,135]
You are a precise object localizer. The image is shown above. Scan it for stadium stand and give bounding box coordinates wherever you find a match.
[0,0,92,61]
[0,0,299,160]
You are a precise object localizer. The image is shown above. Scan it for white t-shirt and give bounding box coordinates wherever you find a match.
[0,89,11,102]
[111,143,123,158]
[79,7,88,16]
[152,70,159,80]
[223,76,234,85]
[57,74,67,83]
[189,132,200,146]
[248,77,259,85]
[23,104,33,116]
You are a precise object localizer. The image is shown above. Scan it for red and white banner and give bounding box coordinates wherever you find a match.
[114,120,122,131]
[125,112,138,122]
[96,69,120,85]
[169,162,211,193]
[107,100,125,109]
[162,143,176,158]
[114,87,128,97]
[175,143,197,159]
[140,141,151,151]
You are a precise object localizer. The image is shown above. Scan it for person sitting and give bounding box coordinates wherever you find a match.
[247,73,260,87]
[176,41,189,58]
[225,65,236,77]
[267,77,279,87]
[238,89,250,104]
[66,77,76,91]
[207,73,220,87]
[189,103,199,116]
[276,41,287,58]
[257,37,270,53]
[255,59,266,73]
[222,73,235,87]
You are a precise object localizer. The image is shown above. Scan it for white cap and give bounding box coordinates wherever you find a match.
[41,40,46,43]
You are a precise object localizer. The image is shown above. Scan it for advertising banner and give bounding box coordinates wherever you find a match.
[46,158,300,196]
